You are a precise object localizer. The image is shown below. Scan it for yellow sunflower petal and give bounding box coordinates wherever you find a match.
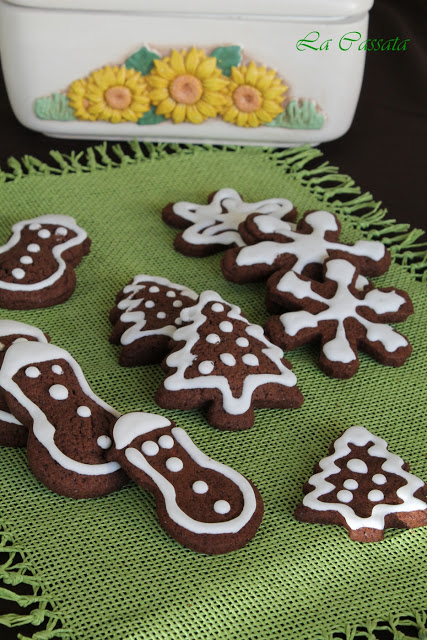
[237,111,249,127]
[247,112,260,127]
[231,67,245,85]
[246,61,259,86]
[185,47,202,74]
[156,97,176,116]
[263,100,284,116]
[169,49,186,74]
[186,104,204,124]
[152,59,175,81]
[203,77,228,92]
[149,88,170,104]
[197,99,217,118]
[197,56,218,80]
[171,103,187,123]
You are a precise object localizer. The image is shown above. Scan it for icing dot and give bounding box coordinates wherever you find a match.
[55,227,68,236]
[0,342,4,351]
[212,303,225,313]
[173,300,183,308]
[158,435,174,449]
[219,321,233,333]
[77,406,91,417]
[27,243,40,253]
[192,480,209,494]
[20,255,33,265]
[242,354,259,367]
[346,458,368,474]
[157,312,167,320]
[51,365,63,375]
[337,489,353,503]
[236,337,249,348]
[166,290,176,298]
[49,384,69,400]
[38,229,51,239]
[145,300,155,308]
[25,366,40,378]
[368,489,384,502]
[141,440,159,456]
[29,223,41,231]
[372,473,387,485]
[175,318,183,326]
[12,268,25,280]
[199,360,215,375]
[343,479,358,490]
[166,457,183,472]
[149,286,160,293]
[13,338,28,343]
[220,353,236,366]
[206,333,220,344]
[97,435,112,449]
[214,500,231,514]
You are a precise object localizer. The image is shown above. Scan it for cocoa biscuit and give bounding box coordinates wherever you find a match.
[155,290,304,430]
[108,411,264,554]
[0,214,91,309]
[109,275,198,366]
[264,258,413,379]
[221,209,390,284]
[162,188,297,257]
[295,426,427,541]
[0,320,49,447]
[0,341,127,498]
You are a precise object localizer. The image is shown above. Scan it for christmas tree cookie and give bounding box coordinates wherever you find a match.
[295,426,427,541]
[264,258,413,379]
[155,290,304,430]
[162,188,297,257]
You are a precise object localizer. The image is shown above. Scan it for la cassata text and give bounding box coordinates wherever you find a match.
[296,31,410,52]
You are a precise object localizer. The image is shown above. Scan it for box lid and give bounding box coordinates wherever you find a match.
[2,0,374,18]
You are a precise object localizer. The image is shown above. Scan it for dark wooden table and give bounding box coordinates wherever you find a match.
[0,1,426,639]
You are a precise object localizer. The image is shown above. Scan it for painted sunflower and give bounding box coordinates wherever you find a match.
[68,66,150,124]
[222,61,287,127]
[67,78,95,121]
[146,47,229,124]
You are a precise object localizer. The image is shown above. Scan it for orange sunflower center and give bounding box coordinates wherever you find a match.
[170,74,203,105]
[104,86,132,110]
[233,85,262,113]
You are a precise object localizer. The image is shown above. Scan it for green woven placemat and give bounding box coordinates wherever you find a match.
[0,143,426,640]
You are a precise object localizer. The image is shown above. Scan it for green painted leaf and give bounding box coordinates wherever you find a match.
[267,99,325,130]
[125,47,160,75]
[211,45,241,76]
[34,93,76,121]
[137,105,166,125]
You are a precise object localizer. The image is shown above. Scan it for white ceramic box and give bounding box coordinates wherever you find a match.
[0,0,374,146]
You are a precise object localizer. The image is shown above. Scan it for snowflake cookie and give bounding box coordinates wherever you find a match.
[0,214,91,309]
[162,188,297,257]
[221,209,390,284]
[110,275,198,366]
[155,290,304,430]
[295,426,427,541]
[264,258,413,379]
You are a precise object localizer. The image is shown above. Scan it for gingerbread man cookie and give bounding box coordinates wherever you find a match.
[264,259,413,379]
[110,275,198,366]
[295,426,427,541]
[156,290,303,430]
[0,341,127,498]
[0,214,91,309]
[108,412,264,554]
[162,188,297,257]
[222,210,390,285]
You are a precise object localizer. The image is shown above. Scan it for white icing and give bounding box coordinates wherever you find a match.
[372,473,387,485]
[29,223,41,231]
[337,490,353,503]
[25,366,41,378]
[206,333,220,344]
[219,321,233,333]
[192,480,209,494]
[165,457,183,472]
[0,409,23,425]
[97,435,112,450]
[212,303,225,313]
[0,319,48,344]
[51,365,63,375]
[48,384,69,400]
[174,188,294,248]
[220,353,236,367]
[13,338,28,344]
[142,440,160,456]
[77,405,91,417]
[199,361,215,375]
[149,286,160,293]
[347,458,368,474]
[343,479,358,490]
[214,500,231,514]
[12,268,25,280]
[158,435,174,449]
[173,300,183,308]
[38,229,51,239]
[242,354,259,367]
[145,300,155,308]
[302,426,427,531]
[115,275,197,346]
[235,210,385,271]
[368,489,384,502]
[236,337,249,348]
[164,290,298,415]
[0,215,88,292]
[157,312,166,320]
[278,260,409,364]
[20,256,33,265]
[55,227,68,236]
[0,342,121,476]
[113,412,172,450]
[123,422,258,535]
